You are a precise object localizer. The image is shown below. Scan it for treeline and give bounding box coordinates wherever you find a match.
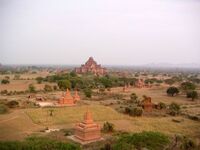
[36,72,138,90]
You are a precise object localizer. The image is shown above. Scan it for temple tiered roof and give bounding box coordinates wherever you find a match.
[75,57,107,75]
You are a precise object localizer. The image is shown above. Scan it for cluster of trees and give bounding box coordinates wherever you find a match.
[38,72,139,90]
[166,82,199,101]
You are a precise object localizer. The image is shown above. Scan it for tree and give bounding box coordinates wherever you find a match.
[44,84,53,92]
[166,87,179,96]
[6,100,19,108]
[83,88,92,98]
[186,91,198,101]
[180,82,196,93]
[28,84,36,93]
[1,79,10,84]
[57,80,71,90]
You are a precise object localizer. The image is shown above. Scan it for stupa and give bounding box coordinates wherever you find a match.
[74,109,101,142]
[135,78,145,88]
[73,90,80,102]
[58,89,75,106]
[122,85,129,92]
[142,97,153,112]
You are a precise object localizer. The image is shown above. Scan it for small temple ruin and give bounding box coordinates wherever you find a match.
[135,78,152,88]
[141,96,154,112]
[135,78,145,88]
[73,90,80,102]
[58,89,80,106]
[74,109,101,142]
[75,57,107,75]
[122,84,130,92]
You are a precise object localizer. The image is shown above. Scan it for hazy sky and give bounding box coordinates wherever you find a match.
[1,0,200,65]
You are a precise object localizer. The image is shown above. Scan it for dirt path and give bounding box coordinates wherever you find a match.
[0,116,19,123]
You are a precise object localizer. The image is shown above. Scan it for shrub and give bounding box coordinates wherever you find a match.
[102,122,115,133]
[53,85,58,90]
[1,79,10,84]
[157,102,166,109]
[0,104,8,114]
[0,136,80,150]
[130,93,138,103]
[130,107,143,116]
[186,91,198,101]
[6,100,19,108]
[113,131,169,150]
[180,137,197,150]
[124,107,131,114]
[169,102,180,116]
[166,87,179,96]
[36,77,43,84]
[28,84,36,93]
[1,90,8,95]
[44,84,53,92]
[83,88,92,98]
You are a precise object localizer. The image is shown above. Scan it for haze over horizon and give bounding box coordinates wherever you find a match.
[1,0,200,66]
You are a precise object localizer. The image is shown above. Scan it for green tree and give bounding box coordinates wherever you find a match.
[180,82,196,93]
[186,91,198,101]
[166,87,179,96]
[1,79,10,84]
[57,80,71,90]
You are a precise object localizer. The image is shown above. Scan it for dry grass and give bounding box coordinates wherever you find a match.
[109,86,199,105]
[25,105,124,126]
[111,116,200,140]
[0,110,43,141]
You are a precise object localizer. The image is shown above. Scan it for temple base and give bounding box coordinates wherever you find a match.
[67,135,104,145]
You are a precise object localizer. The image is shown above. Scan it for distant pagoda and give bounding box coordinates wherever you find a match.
[75,57,107,75]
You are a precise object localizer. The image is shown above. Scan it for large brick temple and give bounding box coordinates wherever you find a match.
[75,57,107,75]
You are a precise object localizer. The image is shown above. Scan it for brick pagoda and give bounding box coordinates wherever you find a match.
[142,97,153,112]
[58,89,75,106]
[75,57,107,75]
[135,78,145,88]
[74,109,101,142]
[73,90,80,102]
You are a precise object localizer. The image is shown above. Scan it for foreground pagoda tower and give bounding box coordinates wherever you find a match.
[58,89,75,106]
[74,109,101,142]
